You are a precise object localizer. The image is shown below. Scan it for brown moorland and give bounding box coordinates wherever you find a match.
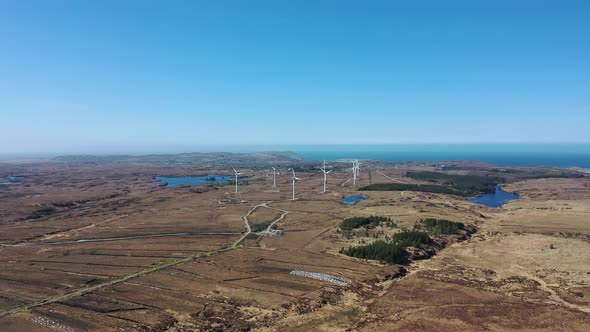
[0,159,588,331]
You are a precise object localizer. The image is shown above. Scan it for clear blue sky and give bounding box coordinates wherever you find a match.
[1,0,589,153]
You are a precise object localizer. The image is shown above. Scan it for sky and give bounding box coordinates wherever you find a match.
[1,0,589,153]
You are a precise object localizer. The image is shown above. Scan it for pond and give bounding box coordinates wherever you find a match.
[154,175,233,188]
[468,185,519,208]
[68,206,91,212]
[343,195,368,205]
[0,176,23,185]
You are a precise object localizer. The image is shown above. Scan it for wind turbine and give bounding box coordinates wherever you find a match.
[289,168,300,201]
[320,159,332,193]
[352,161,358,186]
[233,167,242,194]
[272,167,277,188]
[351,159,362,187]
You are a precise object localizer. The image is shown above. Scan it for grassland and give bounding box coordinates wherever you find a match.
[0,160,588,331]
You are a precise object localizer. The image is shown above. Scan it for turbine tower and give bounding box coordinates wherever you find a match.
[320,159,332,193]
[272,167,277,188]
[289,168,300,201]
[352,160,358,186]
[351,160,361,187]
[233,167,242,194]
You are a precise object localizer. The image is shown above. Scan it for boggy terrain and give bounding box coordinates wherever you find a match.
[0,157,589,331]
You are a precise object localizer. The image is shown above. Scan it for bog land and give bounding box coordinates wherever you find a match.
[0,153,589,331]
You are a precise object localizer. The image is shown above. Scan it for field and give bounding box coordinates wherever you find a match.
[0,158,589,331]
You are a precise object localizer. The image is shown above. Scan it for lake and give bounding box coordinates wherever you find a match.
[468,186,519,208]
[0,176,22,185]
[343,195,368,205]
[68,206,91,212]
[154,175,233,188]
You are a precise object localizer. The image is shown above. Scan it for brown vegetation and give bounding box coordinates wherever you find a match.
[0,160,588,331]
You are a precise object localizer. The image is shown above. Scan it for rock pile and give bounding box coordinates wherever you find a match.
[31,316,75,332]
[289,270,350,286]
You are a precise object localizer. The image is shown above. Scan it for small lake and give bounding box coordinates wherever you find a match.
[343,195,368,205]
[68,206,91,212]
[0,176,22,185]
[468,186,519,208]
[154,175,233,188]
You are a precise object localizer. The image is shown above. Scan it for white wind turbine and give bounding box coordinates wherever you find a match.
[289,168,300,201]
[272,167,277,188]
[233,167,242,193]
[320,159,332,193]
[352,160,358,186]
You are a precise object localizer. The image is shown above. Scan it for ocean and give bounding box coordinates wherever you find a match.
[2,144,590,168]
[291,144,590,168]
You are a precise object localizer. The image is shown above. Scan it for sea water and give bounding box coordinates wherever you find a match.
[292,144,590,168]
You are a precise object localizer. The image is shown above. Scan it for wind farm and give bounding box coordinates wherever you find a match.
[0,152,589,331]
[2,1,590,330]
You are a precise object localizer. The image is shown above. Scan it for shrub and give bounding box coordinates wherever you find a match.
[250,220,273,232]
[245,233,259,240]
[385,220,398,228]
[341,241,409,264]
[340,216,391,231]
[392,230,430,247]
[406,171,499,195]
[421,218,464,234]
[360,183,461,195]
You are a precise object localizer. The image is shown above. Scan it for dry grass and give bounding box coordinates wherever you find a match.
[0,163,588,331]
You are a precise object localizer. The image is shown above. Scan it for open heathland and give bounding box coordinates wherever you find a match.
[0,157,588,331]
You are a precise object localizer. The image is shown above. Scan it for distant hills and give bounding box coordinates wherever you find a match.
[53,151,305,167]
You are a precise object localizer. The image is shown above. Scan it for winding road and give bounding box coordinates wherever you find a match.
[377,171,406,184]
[257,203,290,235]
